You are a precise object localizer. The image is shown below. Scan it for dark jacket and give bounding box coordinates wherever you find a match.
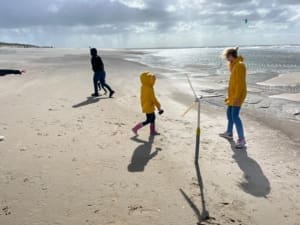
[91,55,104,72]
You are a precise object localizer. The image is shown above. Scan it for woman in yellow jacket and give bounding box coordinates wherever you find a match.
[220,48,247,149]
[132,72,164,136]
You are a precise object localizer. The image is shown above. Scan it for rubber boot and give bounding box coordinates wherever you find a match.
[132,123,143,135]
[150,123,160,135]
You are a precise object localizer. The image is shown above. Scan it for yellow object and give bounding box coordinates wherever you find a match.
[140,72,161,113]
[196,128,201,135]
[226,56,247,106]
[182,102,196,117]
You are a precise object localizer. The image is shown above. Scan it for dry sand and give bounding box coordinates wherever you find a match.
[0,48,300,225]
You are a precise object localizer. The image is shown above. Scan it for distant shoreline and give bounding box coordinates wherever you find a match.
[119,44,300,50]
[1,42,300,50]
[0,41,52,48]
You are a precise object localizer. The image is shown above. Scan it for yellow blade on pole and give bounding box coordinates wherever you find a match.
[182,102,196,117]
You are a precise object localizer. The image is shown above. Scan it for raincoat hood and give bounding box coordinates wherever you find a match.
[237,56,244,62]
[140,72,156,87]
[230,56,244,71]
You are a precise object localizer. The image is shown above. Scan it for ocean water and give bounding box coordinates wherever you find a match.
[127,45,300,124]
[129,45,300,77]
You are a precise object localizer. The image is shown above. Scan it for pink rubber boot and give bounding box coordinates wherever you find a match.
[132,123,143,135]
[150,124,160,135]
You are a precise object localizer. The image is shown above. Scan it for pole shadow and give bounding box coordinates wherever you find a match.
[180,160,211,225]
[128,135,161,172]
[226,139,271,197]
[72,96,109,108]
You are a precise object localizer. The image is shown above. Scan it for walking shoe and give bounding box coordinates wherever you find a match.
[109,90,115,98]
[91,93,99,97]
[235,139,246,149]
[219,132,233,140]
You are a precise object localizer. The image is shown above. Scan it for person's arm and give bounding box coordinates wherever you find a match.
[98,56,104,71]
[233,64,246,105]
[91,57,95,71]
[151,89,161,111]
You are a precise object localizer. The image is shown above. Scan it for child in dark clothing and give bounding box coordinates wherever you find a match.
[90,48,114,98]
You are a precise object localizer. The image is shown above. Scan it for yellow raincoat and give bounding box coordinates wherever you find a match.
[140,72,161,114]
[225,56,247,106]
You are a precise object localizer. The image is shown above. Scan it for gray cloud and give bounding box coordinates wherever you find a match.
[0,0,299,47]
[0,0,296,28]
[0,0,175,28]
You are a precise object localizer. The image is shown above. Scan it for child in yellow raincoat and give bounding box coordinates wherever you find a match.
[219,47,247,149]
[132,72,164,136]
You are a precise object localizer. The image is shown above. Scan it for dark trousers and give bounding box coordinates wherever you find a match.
[142,113,156,126]
[93,71,113,94]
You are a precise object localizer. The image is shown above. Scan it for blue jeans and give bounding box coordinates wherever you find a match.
[93,71,112,94]
[226,106,245,139]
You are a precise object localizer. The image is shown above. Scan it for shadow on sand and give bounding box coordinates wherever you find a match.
[180,136,271,224]
[72,96,109,108]
[226,139,271,197]
[180,158,211,225]
[128,135,161,172]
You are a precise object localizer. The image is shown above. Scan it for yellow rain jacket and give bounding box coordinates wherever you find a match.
[140,72,161,114]
[225,56,247,107]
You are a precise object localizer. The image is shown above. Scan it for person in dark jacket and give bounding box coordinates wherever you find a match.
[0,69,25,76]
[90,48,115,98]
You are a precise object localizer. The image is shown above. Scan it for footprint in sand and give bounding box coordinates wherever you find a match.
[37,132,49,136]
[2,206,11,215]
[128,205,143,215]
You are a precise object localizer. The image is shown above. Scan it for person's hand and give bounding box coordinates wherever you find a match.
[224,98,229,105]
[158,109,164,115]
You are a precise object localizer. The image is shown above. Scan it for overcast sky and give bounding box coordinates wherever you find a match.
[0,0,299,48]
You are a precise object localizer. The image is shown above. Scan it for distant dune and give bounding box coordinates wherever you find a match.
[0,41,52,48]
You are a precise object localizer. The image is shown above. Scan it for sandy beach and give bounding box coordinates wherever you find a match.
[0,48,300,225]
